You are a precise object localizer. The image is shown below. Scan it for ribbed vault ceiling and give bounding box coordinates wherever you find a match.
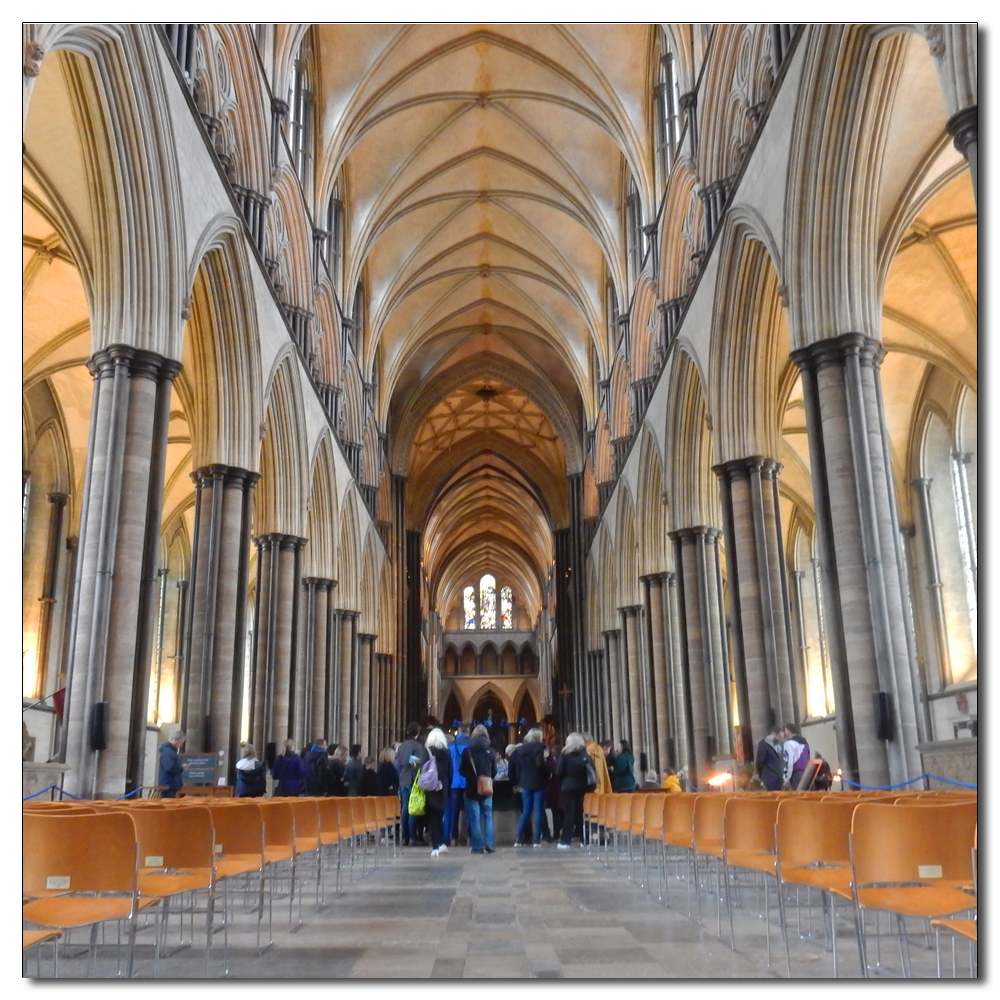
[314,24,654,626]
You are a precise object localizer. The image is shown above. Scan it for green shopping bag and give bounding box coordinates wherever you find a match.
[408,781,426,816]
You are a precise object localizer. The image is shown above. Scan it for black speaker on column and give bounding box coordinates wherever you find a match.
[872,691,894,742]
[89,702,109,752]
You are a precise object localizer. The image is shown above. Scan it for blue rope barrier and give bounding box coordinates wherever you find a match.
[116,787,143,800]
[841,772,977,791]
[22,785,85,801]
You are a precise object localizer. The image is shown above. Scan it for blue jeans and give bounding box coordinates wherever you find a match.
[400,785,417,842]
[445,787,466,843]
[465,795,494,851]
[516,788,546,844]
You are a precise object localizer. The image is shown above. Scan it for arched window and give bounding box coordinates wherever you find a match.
[479,574,496,629]
[463,586,477,630]
[325,182,345,297]
[287,33,314,182]
[500,586,513,629]
[654,47,682,186]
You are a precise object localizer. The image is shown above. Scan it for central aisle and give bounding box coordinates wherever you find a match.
[203,843,783,979]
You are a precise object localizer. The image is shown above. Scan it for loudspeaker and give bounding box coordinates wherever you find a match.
[264,741,277,768]
[872,691,894,742]
[89,702,109,751]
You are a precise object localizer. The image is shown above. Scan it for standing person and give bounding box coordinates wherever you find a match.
[459,724,497,854]
[157,731,186,798]
[303,738,329,796]
[782,723,811,790]
[583,732,612,796]
[235,744,267,797]
[445,724,470,846]
[511,729,548,847]
[358,757,379,796]
[271,739,306,796]
[423,728,453,857]
[345,743,364,795]
[611,738,638,792]
[545,738,564,844]
[395,722,429,846]
[755,724,785,791]
[326,745,349,795]
[375,747,399,796]
[555,732,592,848]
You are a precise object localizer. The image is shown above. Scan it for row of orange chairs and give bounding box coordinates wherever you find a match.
[582,789,977,978]
[23,794,401,978]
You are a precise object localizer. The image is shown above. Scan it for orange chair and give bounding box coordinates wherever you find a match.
[256,801,298,940]
[774,797,857,978]
[287,797,322,911]
[692,794,734,938]
[315,797,343,900]
[611,795,632,876]
[850,801,978,977]
[931,918,977,977]
[627,793,650,882]
[23,811,156,977]
[662,793,699,913]
[721,797,780,957]
[362,797,380,870]
[641,793,667,896]
[582,792,597,851]
[22,928,62,978]
[349,798,371,877]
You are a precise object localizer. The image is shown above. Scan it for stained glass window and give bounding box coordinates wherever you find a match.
[500,586,513,629]
[463,586,476,629]
[479,574,496,629]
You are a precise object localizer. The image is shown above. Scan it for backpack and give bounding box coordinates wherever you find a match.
[584,756,598,791]
[417,753,442,791]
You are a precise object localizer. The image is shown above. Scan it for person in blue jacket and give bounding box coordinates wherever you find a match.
[271,739,306,796]
[445,724,470,846]
[157,731,186,798]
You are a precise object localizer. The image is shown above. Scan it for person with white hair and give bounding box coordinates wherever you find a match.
[554,732,593,848]
[422,728,452,857]
[510,728,548,847]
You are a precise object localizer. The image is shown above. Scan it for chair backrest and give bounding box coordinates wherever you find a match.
[643,793,666,840]
[663,793,698,848]
[629,793,649,836]
[203,801,265,860]
[105,803,215,872]
[723,796,780,853]
[258,800,295,854]
[363,796,378,831]
[850,802,978,887]
[316,797,342,845]
[336,798,355,840]
[583,793,596,818]
[693,794,731,850]
[776,798,856,871]
[23,812,138,895]
[288,797,320,845]
[349,797,367,834]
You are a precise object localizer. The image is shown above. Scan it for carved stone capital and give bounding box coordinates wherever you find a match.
[946,105,977,158]
[789,332,884,374]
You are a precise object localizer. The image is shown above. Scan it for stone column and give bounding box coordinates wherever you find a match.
[620,606,645,758]
[64,346,180,798]
[714,456,797,758]
[358,633,375,754]
[249,534,305,753]
[669,527,732,787]
[664,571,687,773]
[298,577,335,746]
[947,106,977,203]
[642,573,671,776]
[602,629,623,742]
[33,492,68,699]
[182,466,258,776]
[791,333,922,787]
[337,609,358,745]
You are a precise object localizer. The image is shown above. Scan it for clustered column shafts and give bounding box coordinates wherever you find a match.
[63,346,181,799]
[358,633,375,753]
[714,455,797,757]
[336,608,359,746]
[182,464,258,781]
[603,628,623,743]
[33,492,68,702]
[669,526,731,788]
[298,576,336,746]
[619,605,644,757]
[250,533,306,754]
[642,573,671,776]
[791,332,922,788]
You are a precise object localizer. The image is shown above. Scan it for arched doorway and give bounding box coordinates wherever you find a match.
[471,691,507,750]
[442,691,462,731]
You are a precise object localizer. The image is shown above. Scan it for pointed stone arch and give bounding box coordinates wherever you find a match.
[636,425,668,575]
[336,488,361,611]
[360,528,379,633]
[615,482,640,608]
[305,433,339,579]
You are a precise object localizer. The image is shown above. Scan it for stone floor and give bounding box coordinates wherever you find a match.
[29,832,970,980]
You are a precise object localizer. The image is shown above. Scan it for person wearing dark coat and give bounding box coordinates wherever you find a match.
[459,725,497,853]
[303,739,329,796]
[326,745,349,796]
[511,730,548,847]
[358,757,380,797]
[755,725,785,791]
[611,738,638,793]
[345,744,364,795]
[235,744,267,797]
[271,739,306,796]
[395,722,430,846]
[157,731,186,798]
[375,748,399,796]
[555,732,591,847]
[423,729,454,856]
